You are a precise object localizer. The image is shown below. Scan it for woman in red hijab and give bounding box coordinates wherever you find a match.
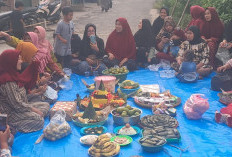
[104,17,137,71]
[0,49,49,133]
[185,5,205,31]
[199,7,224,68]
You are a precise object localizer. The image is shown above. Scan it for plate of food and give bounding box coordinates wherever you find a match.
[81,125,107,135]
[114,123,140,136]
[110,135,132,146]
[80,135,98,146]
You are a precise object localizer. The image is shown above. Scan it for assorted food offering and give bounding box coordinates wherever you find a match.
[35,74,217,157]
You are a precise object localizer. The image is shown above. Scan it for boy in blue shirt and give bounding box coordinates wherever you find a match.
[54,7,74,68]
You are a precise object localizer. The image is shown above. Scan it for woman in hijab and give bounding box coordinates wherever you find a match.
[78,23,106,75]
[34,26,64,77]
[104,17,136,71]
[134,19,153,67]
[177,26,212,78]
[152,7,169,40]
[155,16,186,62]
[0,49,49,133]
[199,7,224,68]
[185,5,205,31]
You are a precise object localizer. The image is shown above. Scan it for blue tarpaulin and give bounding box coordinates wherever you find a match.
[12,69,232,157]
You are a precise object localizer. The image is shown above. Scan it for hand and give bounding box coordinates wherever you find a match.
[38,85,47,94]
[0,31,7,37]
[0,125,10,149]
[119,58,128,67]
[72,53,78,58]
[219,40,228,48]
[86,58,94,65]
[170,35,180,40]
[40,74,51,86]
[217,64,231,72]
[108,53,115,60]
[176,57,183,65]
[62,39,67,44]
[148,58,151,63]
[90,42,99,52]
[31,107,43,117]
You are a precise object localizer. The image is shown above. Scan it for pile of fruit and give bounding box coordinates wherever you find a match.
[104,67,129,75]
[112,105,141,117]
[89,134,120,157]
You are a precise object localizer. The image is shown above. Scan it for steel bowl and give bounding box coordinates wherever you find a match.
[111,108,142,125]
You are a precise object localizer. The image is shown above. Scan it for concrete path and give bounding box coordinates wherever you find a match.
[0,0,158,52]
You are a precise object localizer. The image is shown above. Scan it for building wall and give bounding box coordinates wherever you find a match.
[0,0,38,12]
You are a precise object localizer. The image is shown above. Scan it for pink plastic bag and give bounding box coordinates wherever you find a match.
[184,94,209,120]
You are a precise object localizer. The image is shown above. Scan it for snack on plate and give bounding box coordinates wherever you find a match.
[218,89,232,105]
[80,135,98,145]
[89,134,120,157]
[50,101,77,121]
[104,66,129,75]
[83,126,105,135]
[118,124,137,135]
[120,80,139,89]
[112,105,141,117]
[111,135,132,146]
[139,135,166,147]
[44,110,71,141]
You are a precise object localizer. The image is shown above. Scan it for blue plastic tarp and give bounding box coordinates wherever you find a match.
[12,69,232,157]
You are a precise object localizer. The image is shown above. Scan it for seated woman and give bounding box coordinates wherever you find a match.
[155,16,186,63]
[216,20,232,66]
[151,7,169,39]
[185,5,205,31]
[177,26,212,78]
[176,50,198,83]
[78,24,106,75]
[0,49,49,133]
[104,17,136,71]
[199,7,224,68]
[134,19,153,67]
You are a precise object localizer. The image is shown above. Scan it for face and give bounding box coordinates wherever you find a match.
[186,30,194,41]
[138,20,142,30]
[164,22,174,33]
[160,9,167,19]
[205,10,212,21]
[115,21,123,32]
[64,12,73,21]
[87,26,95,37]
[23,34,32,42]
[16,55,23,71]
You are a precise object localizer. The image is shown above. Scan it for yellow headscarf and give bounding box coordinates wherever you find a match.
[16,42,38,63]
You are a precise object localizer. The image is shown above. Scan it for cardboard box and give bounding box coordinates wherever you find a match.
[50,101,77,121]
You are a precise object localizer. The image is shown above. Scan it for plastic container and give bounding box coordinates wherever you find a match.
[94,76,116,93]
[120,86,140,95]
[63,68,72,77]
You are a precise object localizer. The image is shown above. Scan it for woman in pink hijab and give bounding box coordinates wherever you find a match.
[34,26,64,76]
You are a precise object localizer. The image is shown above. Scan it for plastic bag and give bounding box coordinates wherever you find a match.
[44,110,71,141]
[183,94,209,120]
[44,86,58,100]
[216,47,232,65]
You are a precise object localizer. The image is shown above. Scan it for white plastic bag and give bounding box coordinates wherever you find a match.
[43,110,71,141]
[44,86,58,100]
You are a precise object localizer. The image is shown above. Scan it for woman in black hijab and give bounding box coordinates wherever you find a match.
[78,23,106,75]
[134,19,153,66]
[151,7,169,40]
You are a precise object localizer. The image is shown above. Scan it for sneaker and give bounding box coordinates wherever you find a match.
[215,111,222,123]
[226,116,232,127]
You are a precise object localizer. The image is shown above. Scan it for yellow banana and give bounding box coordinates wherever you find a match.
[101,143,115,153]
[101,144,120,156]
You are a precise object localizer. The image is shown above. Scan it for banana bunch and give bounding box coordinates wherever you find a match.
[89,134,120,157]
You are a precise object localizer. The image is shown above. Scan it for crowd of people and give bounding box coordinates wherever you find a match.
[0,2,232,156]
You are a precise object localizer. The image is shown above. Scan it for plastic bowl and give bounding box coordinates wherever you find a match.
[80,125,107,135]
[139,137,167,153]
[110,135,133,146]
[72,117,107,128]
[102,69,128,83]
[111,108,142,126]
[120,86,140,95]
[114,125,141,136]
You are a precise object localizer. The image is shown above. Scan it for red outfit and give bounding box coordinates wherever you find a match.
[198,7,224,68]
[0,50,39,90]
[105,17,136,61]
[185,5,205,32]
[221,103,232,117]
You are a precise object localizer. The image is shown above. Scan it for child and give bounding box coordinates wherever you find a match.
[176,50,198,83]
[54,7,74,68]
[10,1,25,39]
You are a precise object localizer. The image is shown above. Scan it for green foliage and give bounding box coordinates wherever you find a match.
[155,0,232,28]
